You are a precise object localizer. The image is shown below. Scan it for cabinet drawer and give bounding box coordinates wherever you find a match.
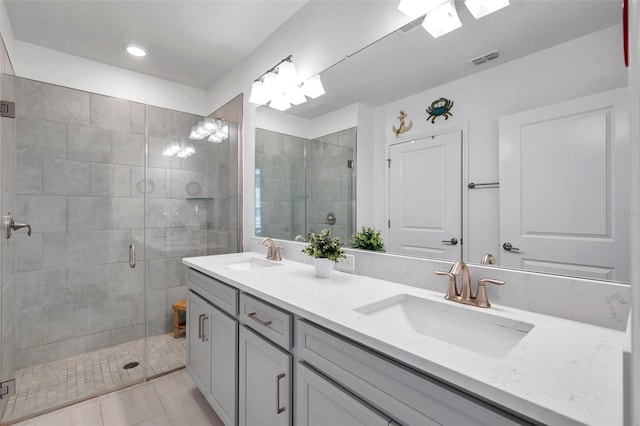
[187,268,238,316]
[240,293,292,350]
[297,320,530,426]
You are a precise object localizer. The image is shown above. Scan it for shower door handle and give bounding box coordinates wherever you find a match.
[129,243,136,268]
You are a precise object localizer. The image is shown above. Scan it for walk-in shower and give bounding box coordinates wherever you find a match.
[0,75,242,423]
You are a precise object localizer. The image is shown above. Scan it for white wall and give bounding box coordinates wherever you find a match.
[10,41,209,115]
[372,24,627,263]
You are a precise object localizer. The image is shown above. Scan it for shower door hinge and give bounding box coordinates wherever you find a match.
[386,159,391,168]
[388,219,391,228]
[0,101,15,118]
[0,379,15,399]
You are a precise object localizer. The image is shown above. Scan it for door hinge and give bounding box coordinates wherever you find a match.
[386,159,391,168]
[388,219,391,228]
[347,160,354,169]
[0,379,15,399]
[0,101,15,119]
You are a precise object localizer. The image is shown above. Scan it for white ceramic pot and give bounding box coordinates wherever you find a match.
[314,258,334,278]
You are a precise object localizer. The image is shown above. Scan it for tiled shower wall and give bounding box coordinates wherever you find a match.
[11,77,238,368]
[255,128,306,240]
[255,127,355,244]
[306,128,356,244]
[0,43,17,417]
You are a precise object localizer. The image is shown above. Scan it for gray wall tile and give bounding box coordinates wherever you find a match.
[67,196,112,230]
[17,117,66,159]
[42,232,91,269]
[130,102,145,135]
[43,159,90,195]
[67,124,110,162]
[90,163,131,197]
[15,77,43,119]
[42,302,91,343]
[15,195,67,233]
[111,132,144,166]
[90,94,131,132]
[43,84,90,126]
[15,154,42,195]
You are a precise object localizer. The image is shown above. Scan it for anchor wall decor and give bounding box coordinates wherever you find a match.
[392,110,413,137]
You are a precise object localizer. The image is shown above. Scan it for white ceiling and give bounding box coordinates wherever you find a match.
[4,0,308,89]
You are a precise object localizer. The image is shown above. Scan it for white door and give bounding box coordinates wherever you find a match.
[388,131,462,260]
[499,88,629,281]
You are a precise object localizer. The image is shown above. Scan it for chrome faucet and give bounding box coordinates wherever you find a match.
[260,237,282,261]
[434,260,505,308]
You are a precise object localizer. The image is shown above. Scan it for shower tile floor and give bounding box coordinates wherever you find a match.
[2,333,186,424]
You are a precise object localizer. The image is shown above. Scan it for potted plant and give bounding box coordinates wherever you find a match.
[301,228,346,278]
[350,226,386,252]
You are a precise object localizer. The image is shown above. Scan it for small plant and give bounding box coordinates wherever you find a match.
[301,229,346,262]
[350,227,386,252]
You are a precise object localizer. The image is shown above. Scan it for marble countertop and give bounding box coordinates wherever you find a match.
[183,252,624,426]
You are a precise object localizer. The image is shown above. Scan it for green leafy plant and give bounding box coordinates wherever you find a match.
[301,228,346,262]
[350,227,386,252]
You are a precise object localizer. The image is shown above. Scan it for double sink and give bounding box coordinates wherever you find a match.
[221,253,534,358]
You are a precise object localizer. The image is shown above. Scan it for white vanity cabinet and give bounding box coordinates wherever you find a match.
[186,269,239,426]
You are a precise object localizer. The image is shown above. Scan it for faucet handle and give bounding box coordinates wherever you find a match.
[273,247,283,261]
[476,278,505,308]
[434,270,459,300]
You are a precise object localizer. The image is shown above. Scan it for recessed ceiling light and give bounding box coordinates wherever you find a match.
[125,44,147,57]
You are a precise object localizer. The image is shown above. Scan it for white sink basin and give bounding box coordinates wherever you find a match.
[355,294,534,358]
[223,257,282,271]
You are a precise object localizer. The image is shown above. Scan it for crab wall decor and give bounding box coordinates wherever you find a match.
[426,97,454,123]
[392,110,413,138]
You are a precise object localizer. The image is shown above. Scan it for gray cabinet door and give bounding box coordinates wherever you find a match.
[239,326,292,426]
[187,291,211,394]
[296,363,392,426]
[210,305,238,426]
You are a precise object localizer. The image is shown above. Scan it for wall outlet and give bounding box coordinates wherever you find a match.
[336,254,355,272]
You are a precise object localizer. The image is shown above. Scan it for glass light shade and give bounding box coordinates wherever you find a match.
[302,74,325,99]
[422,0,462,38]
[189,125,200,140]
[248,80,270,105]
[162,142,181,157]
[269,95,291,111]
[464,0,509,19]
[286,85,307,105]
[277,60,298,88]
[208,134,224,143]
[202,118,217,132]
[262,71,284,100]
[397,0,446,18]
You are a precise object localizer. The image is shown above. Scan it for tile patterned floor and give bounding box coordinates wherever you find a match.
[2,333,186,424]
[11,369,223,426]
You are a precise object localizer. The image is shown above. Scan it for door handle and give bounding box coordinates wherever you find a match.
[441,238,458,246]
[129,243,136,268]
[275,373,286,414]
[502,242,519,252]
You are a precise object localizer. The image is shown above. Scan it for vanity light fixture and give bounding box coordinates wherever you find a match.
[248,55,325,110]
[464,0,510,19]
[397,0,447,18]
[124,43,147,57]
[422,0,462,38]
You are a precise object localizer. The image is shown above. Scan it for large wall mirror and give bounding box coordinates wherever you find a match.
[254,1,630,283]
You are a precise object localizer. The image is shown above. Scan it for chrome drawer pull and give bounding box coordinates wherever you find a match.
[248,312,272,326]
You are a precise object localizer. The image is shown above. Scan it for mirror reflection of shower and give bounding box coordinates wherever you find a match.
[255,127,356,245]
